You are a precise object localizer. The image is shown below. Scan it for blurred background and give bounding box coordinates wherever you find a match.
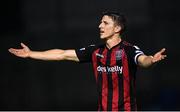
[1,0,180,110]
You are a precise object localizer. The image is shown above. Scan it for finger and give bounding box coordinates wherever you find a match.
[21,43,27,48]
[158,55,167,60]
[8,49,17,55]
[8,48,16,53]
[9,48,19,51]
[159,48,166,54]
[8,48,12,53]
[163,55,167,58]
[8,48,21,54]
[162,55,167,59]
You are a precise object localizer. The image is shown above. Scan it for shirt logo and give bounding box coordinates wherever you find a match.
[96,53,104,58]
[116,50,123,60]
[97,66,123,74]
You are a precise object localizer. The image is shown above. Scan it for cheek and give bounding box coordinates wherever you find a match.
[106,28,114,34]
[106,26,114,31]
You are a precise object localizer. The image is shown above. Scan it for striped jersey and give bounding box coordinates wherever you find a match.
[75,40,144,111]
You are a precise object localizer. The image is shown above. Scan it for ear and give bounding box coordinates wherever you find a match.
[114,25,121,33]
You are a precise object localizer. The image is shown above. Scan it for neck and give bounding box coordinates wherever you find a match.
[105,35,122,49]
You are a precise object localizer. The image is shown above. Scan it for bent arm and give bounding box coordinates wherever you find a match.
[137,48,167,68]
[8,43,79,62]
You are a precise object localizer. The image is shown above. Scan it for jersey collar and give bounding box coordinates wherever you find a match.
[105,40,123,50]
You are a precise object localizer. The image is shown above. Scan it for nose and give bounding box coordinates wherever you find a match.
[99,23,102,29]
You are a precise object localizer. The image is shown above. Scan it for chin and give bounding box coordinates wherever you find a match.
[100,35,106,39]
[100,37,105,40]
[100,35,109,40]
[100,36,103,39]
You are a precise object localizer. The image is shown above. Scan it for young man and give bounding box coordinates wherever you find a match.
[8,11,166,111]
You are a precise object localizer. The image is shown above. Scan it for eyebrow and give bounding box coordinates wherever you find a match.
[101,20,108,24]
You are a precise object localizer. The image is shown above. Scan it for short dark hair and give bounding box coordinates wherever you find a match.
[102,11,126,34]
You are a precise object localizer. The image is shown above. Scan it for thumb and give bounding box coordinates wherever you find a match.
[159,48,166,54]
[21,43,27,48]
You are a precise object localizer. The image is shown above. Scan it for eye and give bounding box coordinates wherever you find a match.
[104,21,108,25]
[104,21,108,24]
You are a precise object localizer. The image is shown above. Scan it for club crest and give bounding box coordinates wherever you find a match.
[116,50,123,60]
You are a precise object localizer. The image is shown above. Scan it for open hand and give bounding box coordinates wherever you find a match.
[152,48,167,63]
[8,43,31,58]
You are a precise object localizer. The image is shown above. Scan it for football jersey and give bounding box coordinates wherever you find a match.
[75,40,144,111]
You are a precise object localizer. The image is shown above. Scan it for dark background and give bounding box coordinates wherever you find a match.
[1,0,180,110]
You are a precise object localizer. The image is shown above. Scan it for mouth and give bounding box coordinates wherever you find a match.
[100,30,104,34]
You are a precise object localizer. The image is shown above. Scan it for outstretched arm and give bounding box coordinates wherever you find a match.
[137,48,167,68]
[8,43,79,62]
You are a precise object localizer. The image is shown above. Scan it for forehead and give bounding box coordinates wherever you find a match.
[101,15,114,23]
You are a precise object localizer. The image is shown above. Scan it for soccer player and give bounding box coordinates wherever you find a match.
[8,11,166,111]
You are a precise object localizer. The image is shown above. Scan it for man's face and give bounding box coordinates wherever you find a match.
[99,15,119,39]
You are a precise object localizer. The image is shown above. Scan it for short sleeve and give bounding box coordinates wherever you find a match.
[132,45,144,65]
[75,44,96,63]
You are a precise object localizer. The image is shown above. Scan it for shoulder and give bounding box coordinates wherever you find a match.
[121,40,143,54]
[76,43,104,53]
[87,43,105,51]
[122,40,137,49]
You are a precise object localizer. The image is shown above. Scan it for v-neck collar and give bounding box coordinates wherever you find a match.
[105,40,123,51]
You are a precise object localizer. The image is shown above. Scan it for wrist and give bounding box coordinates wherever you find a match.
[28,51,32,58]
[150,55,154,64]
[150,55,153,58]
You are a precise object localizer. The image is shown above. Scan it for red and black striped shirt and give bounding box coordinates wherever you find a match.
[75,40,144,111]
